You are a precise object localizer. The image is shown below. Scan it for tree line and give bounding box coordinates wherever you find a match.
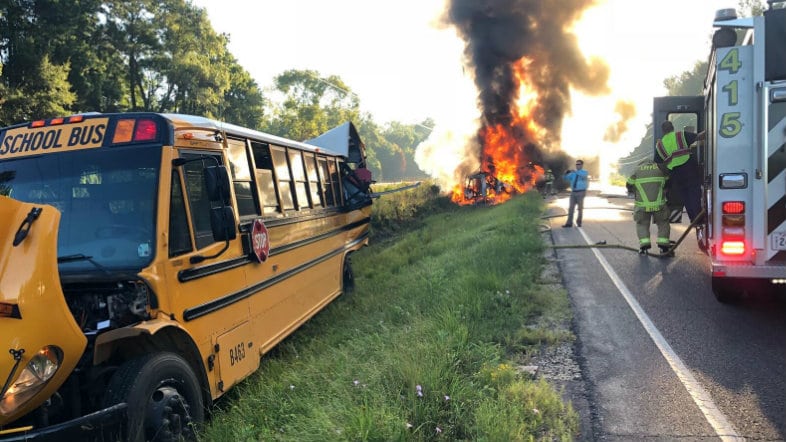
[615,0,766,178]
[0,0,431,181]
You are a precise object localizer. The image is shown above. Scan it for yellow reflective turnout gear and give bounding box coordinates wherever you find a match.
[655,130,690,170]
[627,161,667,212]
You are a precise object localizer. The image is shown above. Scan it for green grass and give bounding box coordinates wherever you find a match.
[201,191,578,441]
[368,180,452,241]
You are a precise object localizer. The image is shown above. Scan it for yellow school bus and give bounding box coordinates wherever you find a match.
[0,113,372,440]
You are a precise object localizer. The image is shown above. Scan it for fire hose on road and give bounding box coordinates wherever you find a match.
[541,208,707,259]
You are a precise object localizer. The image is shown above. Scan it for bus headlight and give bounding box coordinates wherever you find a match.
[0,346,63,415]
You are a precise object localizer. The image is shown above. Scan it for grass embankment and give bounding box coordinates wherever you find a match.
[202,185,578,441]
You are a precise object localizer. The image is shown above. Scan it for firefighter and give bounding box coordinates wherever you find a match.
[627,159,671,255]
[655,121,704,223]
[544,169,555,197]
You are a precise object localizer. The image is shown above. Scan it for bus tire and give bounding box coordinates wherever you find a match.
[711,277,740,303]
[342,254,355,293]
[103,352,204,442]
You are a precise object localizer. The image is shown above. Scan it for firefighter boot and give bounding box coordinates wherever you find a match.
[639,244,651,255]
[659,244,675,257]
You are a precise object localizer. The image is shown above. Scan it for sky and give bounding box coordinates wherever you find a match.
[191,0,742,178]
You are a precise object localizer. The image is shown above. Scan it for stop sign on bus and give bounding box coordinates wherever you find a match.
[251,219,269,263]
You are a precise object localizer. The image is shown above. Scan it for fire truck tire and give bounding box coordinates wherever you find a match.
[103,352,204,442]
[711,277,741,303]
[696,224,709,255]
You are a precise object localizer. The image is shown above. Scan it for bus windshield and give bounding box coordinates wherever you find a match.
[0,146,160,273]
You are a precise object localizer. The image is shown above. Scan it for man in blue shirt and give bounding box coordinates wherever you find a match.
[563,159,589,227]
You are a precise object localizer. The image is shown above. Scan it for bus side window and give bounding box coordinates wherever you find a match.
[0,170,11,197]
[227,139,259,219]
[304,153,323,208]
[271,146,295,211]
[317,156,335,207]
[182,153,224,249]
[329,159,343,206]
[251,142,279,215]
[169,169,192,257]
[288,150,310,210]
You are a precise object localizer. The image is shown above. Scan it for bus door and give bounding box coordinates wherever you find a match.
[164,148,258,396]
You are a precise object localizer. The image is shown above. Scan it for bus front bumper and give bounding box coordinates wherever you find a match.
[0,403,126,441]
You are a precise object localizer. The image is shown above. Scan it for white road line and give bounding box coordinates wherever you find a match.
[577,226,744,442]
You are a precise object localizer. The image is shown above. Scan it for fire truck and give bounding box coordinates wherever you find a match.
[653,4,786,302]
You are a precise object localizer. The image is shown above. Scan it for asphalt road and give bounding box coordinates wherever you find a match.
[546,189,786,441]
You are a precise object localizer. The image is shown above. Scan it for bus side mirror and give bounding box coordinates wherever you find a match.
[205,165,231,203]
[210,206,237,241]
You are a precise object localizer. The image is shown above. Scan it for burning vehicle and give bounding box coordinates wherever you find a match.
[419,0,609,205]
[462,171,509,204]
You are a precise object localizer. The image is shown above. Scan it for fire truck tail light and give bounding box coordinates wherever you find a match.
[722,201,745,214]
[722,214,745,226]
[720,199,746,254]
[721,240,746,255]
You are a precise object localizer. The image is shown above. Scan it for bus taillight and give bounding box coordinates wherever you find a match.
[112,118,158,144]
[113,119,135,143]
[134,119,158,141]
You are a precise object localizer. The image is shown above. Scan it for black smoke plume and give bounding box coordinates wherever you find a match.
[446,0,609,151]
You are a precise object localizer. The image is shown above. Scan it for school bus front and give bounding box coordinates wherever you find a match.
[0,113,371,440]
[0,114,175,439]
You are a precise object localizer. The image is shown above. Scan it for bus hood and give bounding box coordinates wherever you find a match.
[0,196,86,426]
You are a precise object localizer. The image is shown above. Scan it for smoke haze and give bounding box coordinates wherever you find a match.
[603,100,637,143]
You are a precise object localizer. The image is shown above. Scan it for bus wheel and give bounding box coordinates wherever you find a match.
[103,352,204,442]
[343,255,355,293]
[711,277,740,303]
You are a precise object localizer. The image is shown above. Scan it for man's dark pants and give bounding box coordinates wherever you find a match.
[670,156,703,223]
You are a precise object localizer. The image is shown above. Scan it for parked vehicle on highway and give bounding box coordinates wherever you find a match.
[652,4,786,302]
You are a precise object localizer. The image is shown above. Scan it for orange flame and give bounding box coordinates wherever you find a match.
[452,58,547,205]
